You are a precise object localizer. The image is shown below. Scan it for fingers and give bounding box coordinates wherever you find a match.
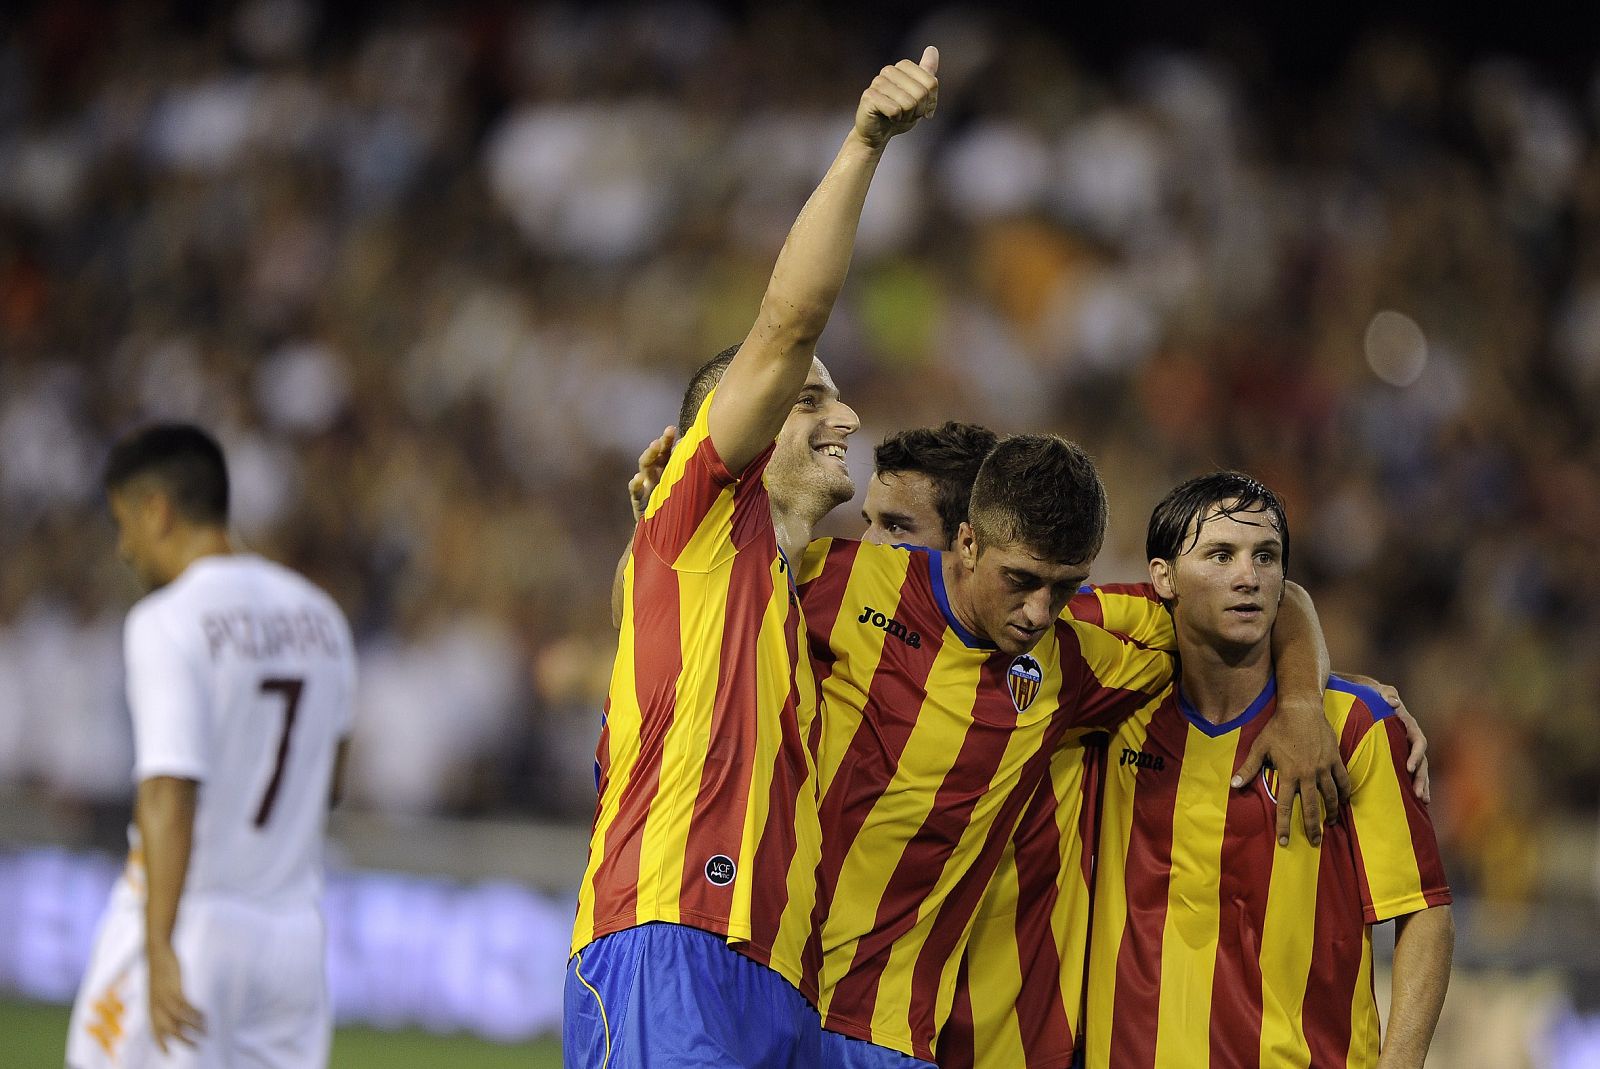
[1230,737,1265,789]
[919,45,939,75]
[1297,780,1325,846]
[152,998,206,1051]
[1317,768,1340,825]
[1415,757,1431,804]
[1275,794,1294,848]
[1332,760,1353,806]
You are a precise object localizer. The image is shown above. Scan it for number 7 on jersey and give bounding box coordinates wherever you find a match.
[255,677,304,826]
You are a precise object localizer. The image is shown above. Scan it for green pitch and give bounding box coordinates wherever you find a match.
[0,998,562,1067]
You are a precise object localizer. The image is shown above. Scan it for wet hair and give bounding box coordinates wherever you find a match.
[103,423,230,525]
[677,344,740,435]
[1146,470,1290,572]
[874,422,1000,546]
[968,434,1107,565]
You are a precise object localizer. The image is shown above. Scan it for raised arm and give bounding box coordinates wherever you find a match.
[1377,906,1454,1069]
[709,48,939,475]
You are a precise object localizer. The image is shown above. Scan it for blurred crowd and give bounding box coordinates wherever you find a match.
[2,1,1597,912]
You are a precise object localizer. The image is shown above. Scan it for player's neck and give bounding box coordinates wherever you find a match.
[938,553,987,643]
[1175,636,1273,726]
[770,505,815,565]
[161,526,238,585]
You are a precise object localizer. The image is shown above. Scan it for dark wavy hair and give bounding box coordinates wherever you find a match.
[969,434,1107,565]
[1146,470,1290,573]
[874,422,1000,546]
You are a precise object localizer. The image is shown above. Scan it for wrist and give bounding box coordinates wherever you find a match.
[845,127,889,155]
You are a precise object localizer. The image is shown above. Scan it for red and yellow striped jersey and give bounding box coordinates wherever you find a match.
[1086,676,1451,1069]
[796,542,1174,1061]
[572,390,824,1000]
[939,584,1175,1069]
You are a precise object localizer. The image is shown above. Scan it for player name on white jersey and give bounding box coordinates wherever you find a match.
[202,607,344,661]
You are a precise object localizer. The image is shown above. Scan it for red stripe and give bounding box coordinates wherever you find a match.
[591,545,682,927]
[678,531,774,919]
[1067,589,1104,628]
[893,656,1074,1059]
[642,436,741,562]
[1208,713,1274,1068]
[1094,582,1160,602]
[1008,773,1074,1065]
[1073,732,1110,1063]
[1378,717,1452,907]
[805,557,942,975]
[936,954,976,1068]
[1106,698,1188,1069]
[1301,834,1363,1068]
[746,571,819,996]
[797,539,861,683]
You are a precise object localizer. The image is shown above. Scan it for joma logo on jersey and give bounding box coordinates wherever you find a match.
[1119,748,1166,771]
[857,605,922,648]
[1007,655,1043,712]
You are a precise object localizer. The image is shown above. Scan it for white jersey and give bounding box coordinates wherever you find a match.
[124,553,355,909]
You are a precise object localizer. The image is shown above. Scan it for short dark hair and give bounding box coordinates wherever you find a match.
[875,422,1000,546]
[969,434,1107,565]
[1146,471,1290,572]
[677,344,740,436]
[103,423,230,525]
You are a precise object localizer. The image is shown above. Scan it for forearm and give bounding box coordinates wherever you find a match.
[1271,581,1330,705]
[136,776,197,951]
[758,133,885,345]
[1378,906,1454,1068]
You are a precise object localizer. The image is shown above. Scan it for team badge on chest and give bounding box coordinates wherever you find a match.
[1007,654,1043,712]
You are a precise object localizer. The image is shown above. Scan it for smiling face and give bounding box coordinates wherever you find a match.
[954,524,1092,656]
[862,470,946,548]
[763,358,860,521]
[1149,499,1285,657]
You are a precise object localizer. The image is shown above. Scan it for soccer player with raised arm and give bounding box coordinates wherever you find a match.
[565,49,939,1068]
[68,424,356,1069]
[1085,472,1452,1069]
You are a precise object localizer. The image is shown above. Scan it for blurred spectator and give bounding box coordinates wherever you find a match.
[0,5,1594,875]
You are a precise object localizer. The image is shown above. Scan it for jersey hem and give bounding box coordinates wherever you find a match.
[1364,886,1452,924]
[575,913,818,1005]
[821,1012,932,1062]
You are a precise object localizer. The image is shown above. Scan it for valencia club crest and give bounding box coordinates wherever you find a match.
[1007,654,1043,712]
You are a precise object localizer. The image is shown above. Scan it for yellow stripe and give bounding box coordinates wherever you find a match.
[819,638,976,1023]
[635,565,733,923]
[1072,622,1174,700]
[868,696,1044,1052]
[813,544,908,799]
[961,839,1025,1069]
[1086,696,1160,1069]
[1047,744,1091,1055]
[573,554,643,949]
[572,949,613,1069]
[1347,931,1379,1069]
[1092,589,1177,652]
[1152,723,1234,1069]
[1256,816,1319,1067]
[1347,715,1430,920]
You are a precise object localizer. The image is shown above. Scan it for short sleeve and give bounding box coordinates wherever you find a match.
[1345,714,1452,923]
[638,387,775,570]
[1066,584,1175,652]
[125,602,211,782]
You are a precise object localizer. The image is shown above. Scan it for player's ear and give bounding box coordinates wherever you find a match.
[956,521,979,572]
[1149,557,1176,600]
[147,488,177,537]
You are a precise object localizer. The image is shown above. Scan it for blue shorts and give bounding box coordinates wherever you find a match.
[564,923,821,1068]
[820,1028,937,1069]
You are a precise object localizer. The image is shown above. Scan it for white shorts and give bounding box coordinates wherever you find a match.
[67,878,330,1069]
